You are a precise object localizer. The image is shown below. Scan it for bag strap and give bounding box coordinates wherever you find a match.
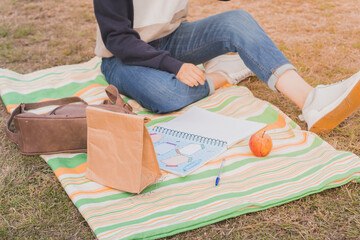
[6,104,22,145]
[105,85,133,112]
[21,97,86,111]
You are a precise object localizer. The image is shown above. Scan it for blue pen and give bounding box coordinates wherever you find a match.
[215,158,226,186]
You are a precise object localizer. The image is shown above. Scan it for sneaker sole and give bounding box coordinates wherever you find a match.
[309,80,360,133]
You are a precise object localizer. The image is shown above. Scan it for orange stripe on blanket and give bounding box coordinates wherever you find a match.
[271,132,308,152]
[187,201,223,220]
[71,70,103,80]
[199,85,233,106]
[98,197,237,239]
[263,113,287,132]
[85,183,210,221]
[62,180,91,188]
[69,187,114,200]
[115,200,224,239]
[87,97,109,104]
[86,88,108,98]
[203,95,233,108]
[54,162,87,178]
[128,200,231,235]
[204,151,254,166]
[331,177,351,184]
[259,164,356,203]
[99,215,173,239]
[6,104,17,113]
[102,200,224,233]
[248,156,355,201]
[73,84,107,97]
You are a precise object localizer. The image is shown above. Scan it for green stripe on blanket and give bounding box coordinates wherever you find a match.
[1,57,359,240]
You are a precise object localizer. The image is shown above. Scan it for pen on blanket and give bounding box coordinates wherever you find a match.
[215,158,226,186]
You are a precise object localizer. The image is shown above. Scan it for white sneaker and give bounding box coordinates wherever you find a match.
[203,54,255,85]
[300,71,360,133]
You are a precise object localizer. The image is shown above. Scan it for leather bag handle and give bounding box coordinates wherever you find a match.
[6,104,22,145]
[21,97,87,111]
[105,85,133,112]
[105,85,151,122]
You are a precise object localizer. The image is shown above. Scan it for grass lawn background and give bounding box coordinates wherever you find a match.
[0,0,359,239]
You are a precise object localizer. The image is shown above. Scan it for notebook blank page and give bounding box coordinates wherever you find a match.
[159,107,266,146]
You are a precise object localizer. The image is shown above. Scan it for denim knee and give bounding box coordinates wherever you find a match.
[100,57,211,114]
[218,10,260,39]
[223,9,253,22]
[143,80,212,114]
[218,10,254,29]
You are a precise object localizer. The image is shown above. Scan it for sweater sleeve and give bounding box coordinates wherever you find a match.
[93,0,184,75]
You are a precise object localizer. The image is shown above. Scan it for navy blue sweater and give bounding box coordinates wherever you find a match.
[93,0,184,75]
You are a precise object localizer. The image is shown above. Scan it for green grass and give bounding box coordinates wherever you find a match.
[13,24,34,39]
[0,0,359,239]
[353,41,360,50]
[0,25,10,38]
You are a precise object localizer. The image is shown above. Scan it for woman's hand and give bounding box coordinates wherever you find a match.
[176,63,206,87]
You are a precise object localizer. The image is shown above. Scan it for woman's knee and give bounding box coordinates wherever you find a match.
[217,10,258,38]
[141,85,208,114]
[214,9,263,50]
[220,9,253,25]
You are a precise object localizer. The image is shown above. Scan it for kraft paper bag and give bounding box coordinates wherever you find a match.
[85,106,161,194]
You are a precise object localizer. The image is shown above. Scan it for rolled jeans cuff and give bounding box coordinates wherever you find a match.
[205,74,215,95]
[268,64,297,92]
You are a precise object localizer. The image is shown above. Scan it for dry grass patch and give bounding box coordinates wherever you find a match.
[0,0,359,239]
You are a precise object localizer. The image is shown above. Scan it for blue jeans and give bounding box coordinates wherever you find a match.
[101,10,296,113]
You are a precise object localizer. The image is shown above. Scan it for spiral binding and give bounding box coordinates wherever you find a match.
[153,126,227,147]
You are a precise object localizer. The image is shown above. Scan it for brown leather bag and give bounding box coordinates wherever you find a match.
[6,85,135,155]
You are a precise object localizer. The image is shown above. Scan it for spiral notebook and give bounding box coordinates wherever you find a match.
[148,107,266,176]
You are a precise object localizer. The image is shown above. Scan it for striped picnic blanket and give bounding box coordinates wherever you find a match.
[1,57,359,240]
